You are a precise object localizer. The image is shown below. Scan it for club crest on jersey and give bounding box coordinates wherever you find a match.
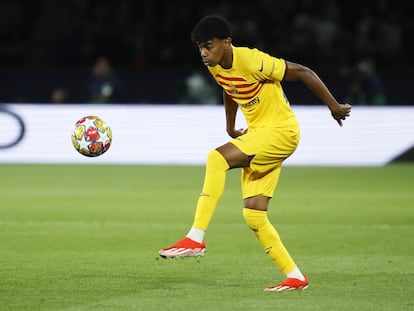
[229,84,238,94]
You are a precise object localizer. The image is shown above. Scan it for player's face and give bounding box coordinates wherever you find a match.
[197,38,232,68]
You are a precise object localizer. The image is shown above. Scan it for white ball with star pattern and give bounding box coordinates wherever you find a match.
[71,116,112,157]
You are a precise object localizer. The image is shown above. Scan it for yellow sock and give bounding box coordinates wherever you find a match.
[243,208,296,275]
[193,150,229,230]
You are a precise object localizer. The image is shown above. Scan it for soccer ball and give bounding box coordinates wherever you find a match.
[71,116,112,157]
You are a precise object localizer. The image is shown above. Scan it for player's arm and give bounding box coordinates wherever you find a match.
[223,91,245,138]
[284,61,352,126]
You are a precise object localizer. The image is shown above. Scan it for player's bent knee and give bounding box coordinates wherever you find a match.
[242,208,251,224]
[242,208,270,235]
[243,207,264,226]
[207,149,230,171]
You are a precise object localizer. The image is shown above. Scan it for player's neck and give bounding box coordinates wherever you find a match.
[220,46,233,69]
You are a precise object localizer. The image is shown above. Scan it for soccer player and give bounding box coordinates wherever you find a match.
[159,15,351,292]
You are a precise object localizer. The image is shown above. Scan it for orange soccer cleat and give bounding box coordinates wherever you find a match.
[265,275,309,292]
[159,237,206,258]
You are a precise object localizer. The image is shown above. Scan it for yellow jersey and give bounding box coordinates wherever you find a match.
[208,46,297,130]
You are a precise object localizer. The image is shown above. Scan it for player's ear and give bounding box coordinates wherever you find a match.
[224,37,232,49]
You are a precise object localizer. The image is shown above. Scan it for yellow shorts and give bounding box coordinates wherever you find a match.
[230,126,300,199]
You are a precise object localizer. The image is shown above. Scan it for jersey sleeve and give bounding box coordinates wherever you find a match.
[252,49,286,82]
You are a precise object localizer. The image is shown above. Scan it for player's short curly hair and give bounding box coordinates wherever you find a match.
[191,15,232,44]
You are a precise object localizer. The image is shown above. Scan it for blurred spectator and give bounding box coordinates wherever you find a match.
[86,56,123,103]
[179,70,220,105]
[50,87,69,104]
[347,59,386,106]
[313,1,340,63]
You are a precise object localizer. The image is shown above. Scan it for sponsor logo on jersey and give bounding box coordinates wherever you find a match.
[240,96,260,108]
[259,59,264,72]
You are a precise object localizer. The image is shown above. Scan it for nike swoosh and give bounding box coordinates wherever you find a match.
[259,59,264,72]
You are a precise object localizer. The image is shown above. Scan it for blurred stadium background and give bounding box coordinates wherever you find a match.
[0,0,413,105]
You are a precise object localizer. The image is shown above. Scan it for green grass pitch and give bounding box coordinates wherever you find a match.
[0,164,413,310]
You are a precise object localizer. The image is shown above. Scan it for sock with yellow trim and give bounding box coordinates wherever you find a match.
[242,208,298,275]
[191,149,230,232]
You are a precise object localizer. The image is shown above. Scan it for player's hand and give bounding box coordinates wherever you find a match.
[331,103,352,127]
[228,128,247,138]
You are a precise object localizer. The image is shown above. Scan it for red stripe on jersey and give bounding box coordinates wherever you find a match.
[241,84,263,99]
[235,83,261,95]
[215,74,247,82]
[217,81,256,89]
[225,83,263,100]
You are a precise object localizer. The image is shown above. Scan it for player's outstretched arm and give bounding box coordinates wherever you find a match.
[284,61,351,126]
